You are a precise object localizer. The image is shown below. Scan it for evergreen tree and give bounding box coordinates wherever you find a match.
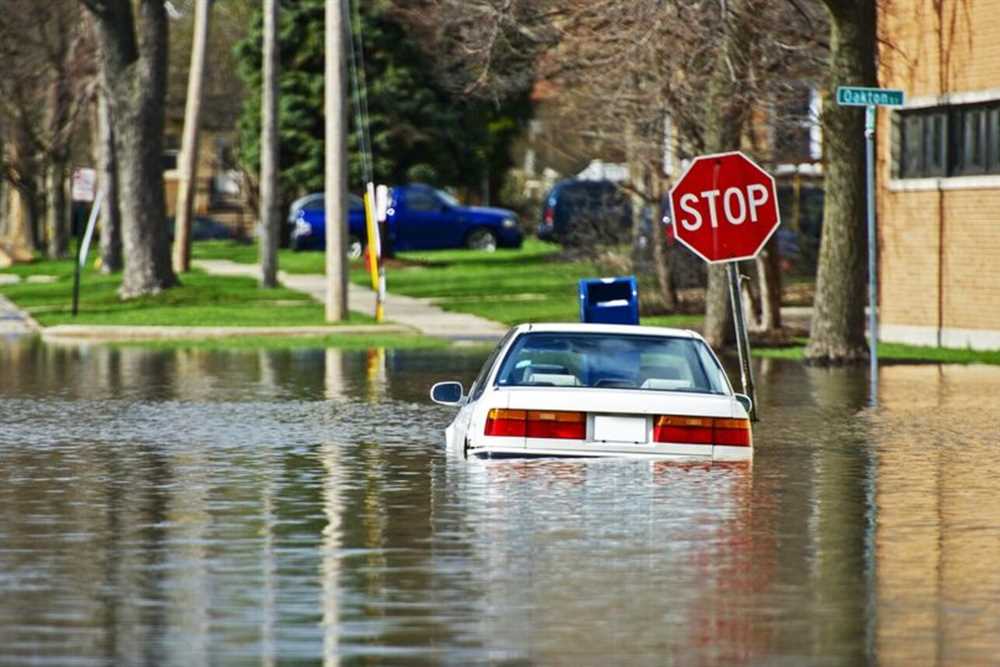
[235,0,530,204]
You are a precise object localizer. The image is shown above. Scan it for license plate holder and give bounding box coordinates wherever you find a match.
[592,415,647,444]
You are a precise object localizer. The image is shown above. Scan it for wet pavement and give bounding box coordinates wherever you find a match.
[2,337,1000,665]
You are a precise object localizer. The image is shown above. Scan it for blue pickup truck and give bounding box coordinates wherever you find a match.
[290,184,523,256]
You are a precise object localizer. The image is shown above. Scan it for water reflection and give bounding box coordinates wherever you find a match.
[874,364,1000,667]
[1,341,1000,663]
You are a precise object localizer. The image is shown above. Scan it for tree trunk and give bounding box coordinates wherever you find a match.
[259,0,280,288]
[805,0,875,364]
[45,160,69,258]
[12,184,40,253]
[5,125,40,252]
[173,0,212,274]
[741,271,762,330]
[0,169,7,242]
[84,0,176,298]
[0,131,6,242]
[651,220,677,312]
[95,87,123,273]
[756,235,782,330]
[703,266,733,346]
[700,0,756,348]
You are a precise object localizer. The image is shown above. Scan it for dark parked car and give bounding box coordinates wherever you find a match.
[291,184,523,255]
[538,179,632,246]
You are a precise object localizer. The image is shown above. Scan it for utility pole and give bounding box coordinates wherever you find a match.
[173,0,212,273]
[259,0,280,288]
[325,0,348,320]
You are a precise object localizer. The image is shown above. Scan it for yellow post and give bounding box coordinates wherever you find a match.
[362,184,384,322]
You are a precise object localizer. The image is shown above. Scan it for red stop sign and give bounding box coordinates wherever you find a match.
[668,151,780,263]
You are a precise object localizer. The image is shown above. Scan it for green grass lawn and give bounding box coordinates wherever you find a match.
[0,259,371,327]
[383,240,592,325]
[363,240,692,327]
[192,240,332,274]
[386,241,704,328]
[192,238,704,328]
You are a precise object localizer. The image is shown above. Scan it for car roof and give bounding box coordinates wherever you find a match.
[510,322,703,340]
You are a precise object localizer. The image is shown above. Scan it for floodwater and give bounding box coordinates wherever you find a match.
[2,337,1000,666]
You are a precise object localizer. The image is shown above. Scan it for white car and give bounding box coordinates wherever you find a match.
[430,323,753,461]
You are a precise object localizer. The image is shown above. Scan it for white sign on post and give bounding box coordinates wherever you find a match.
[71,168,97,203]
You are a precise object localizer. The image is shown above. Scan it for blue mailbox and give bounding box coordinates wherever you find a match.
[578,276,639,325]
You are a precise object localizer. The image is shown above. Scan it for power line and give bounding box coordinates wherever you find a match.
[342,0,372,185]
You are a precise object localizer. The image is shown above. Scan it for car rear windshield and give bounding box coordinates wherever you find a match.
[494,332,730,394]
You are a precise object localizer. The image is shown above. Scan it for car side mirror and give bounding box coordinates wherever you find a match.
[431,381,464,406]
[734,393,753,415]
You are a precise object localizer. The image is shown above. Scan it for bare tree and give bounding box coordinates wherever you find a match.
[0,1,94,258]
[403,0,824,344]
[94,79,122,272]
[81,0,177,297]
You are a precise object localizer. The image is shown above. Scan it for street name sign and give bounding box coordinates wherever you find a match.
[836,86,905,107]
[668,151,781,264]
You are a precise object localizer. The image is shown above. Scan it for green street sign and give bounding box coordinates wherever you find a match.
[836,86,905,107]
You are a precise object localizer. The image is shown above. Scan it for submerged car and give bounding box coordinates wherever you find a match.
[430,323,753,461]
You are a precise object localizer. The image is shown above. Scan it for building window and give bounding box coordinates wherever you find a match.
[773,86,814,164]
[162,150,179,172]
[961,107,988,174]
[989,108,1000,172]
[897,100,1000,178]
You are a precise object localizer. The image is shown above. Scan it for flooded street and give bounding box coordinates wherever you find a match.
[2,338,1000,665]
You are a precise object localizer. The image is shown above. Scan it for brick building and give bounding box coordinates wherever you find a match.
[878,0,1000,349]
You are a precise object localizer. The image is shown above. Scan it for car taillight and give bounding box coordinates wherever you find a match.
[527,410,586,439]
[544,207,554,224]
[484,409,527,436]
[653,415,751,446]
[654,415,714,444]
[485,409,585,440]
[713,418,752,446]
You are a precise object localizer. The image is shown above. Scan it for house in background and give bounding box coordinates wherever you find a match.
[162,126,249,236]
[878,0,1000,349]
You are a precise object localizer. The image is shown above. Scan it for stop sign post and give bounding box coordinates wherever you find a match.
[668,151,780,421]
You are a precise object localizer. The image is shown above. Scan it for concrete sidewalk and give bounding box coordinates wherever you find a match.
[194,259,509,341]
[0,293,39,336]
